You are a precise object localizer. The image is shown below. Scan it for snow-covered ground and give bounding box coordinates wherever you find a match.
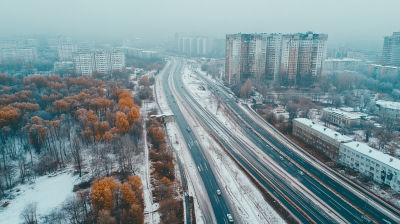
[181,67,286,223]
[0,170,80,224]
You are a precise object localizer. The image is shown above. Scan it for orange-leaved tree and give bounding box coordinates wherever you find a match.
[116,111,130,133]
[91,177,117,215]
[128,106,140,124]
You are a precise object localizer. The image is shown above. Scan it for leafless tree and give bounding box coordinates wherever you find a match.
[71,136,83,177]
[21,202,38,224]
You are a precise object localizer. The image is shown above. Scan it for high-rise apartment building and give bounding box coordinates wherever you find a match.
[73,50,125,76]
[178,37,214,56]
[382,32,400,67]
[74,52,95,76]
[225,32,328,86]
[58,43,78,61]
[225,34,268,85]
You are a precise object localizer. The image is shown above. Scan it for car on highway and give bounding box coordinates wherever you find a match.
[360,215,372,223]
[298,170,304,176]
[187,127,191,132]
[216,190,221,195]
[280,156,284,161]
[227,214,234,223]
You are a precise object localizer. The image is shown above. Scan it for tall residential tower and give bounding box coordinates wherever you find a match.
[224,32,328,86]
[382,32,400,67]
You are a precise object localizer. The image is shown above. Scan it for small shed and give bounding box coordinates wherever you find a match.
[150,113,174,123]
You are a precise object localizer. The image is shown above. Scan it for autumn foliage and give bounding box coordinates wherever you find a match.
[146,117,183,224]
[91,176,144,223]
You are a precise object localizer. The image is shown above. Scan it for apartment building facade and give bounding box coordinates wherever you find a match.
[225,32,328,86]
[178,37,214,56]
[382,32,400,67]
[293,118,352,161]
[58,43,78,61]
[322,108,365,128]
[339,141,400,192]
[1,47,38,63]
[73,50,125,76]
[225,33,268,85]
[368,64,400,80]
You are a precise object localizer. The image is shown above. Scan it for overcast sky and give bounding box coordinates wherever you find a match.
[1,0,399,47]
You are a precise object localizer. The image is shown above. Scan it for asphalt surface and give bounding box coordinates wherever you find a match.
[161,59,232,224]
[193,67,400,224]
[174,60,342,223]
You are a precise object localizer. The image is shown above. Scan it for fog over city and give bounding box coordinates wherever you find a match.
[1,0,399,45]
[2,1,400,224]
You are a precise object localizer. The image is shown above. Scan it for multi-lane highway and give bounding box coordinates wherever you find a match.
[192,64,400,224]
[160,59,232,224]
[171,59,349,223]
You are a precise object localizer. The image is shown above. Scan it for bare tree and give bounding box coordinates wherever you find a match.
[21,202,38,224]
[71,136,83,177]
[286,103,299,120]
[240,79,252,99]
[362,121,374,143]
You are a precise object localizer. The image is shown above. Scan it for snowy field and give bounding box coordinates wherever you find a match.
[0,170,79,224]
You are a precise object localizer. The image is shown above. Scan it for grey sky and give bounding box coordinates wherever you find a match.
[1,0,399,45]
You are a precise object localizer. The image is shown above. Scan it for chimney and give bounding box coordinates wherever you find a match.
[390,158,393,162]
[369,149,372,153]
[324,128,327,131]
[357,144,359,147]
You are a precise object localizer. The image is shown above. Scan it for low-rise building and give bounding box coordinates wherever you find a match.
[375,100,400,119]
[339,141,400,192]
[293,118,353,161]
[54,61,74,73]
[322,107,366,128]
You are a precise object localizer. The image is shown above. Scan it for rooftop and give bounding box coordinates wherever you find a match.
[343,141,400,171]
[294,118,353,143]
[325,58,361,62]
[376,100,400,110]
[323,107,364,120]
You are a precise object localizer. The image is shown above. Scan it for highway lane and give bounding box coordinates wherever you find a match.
[174,60,344,223]
[161,59,232,224]
[193,67,400,224]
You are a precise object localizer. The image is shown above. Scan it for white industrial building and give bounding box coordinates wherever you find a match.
[375,100,400,119]
[322,108,366,128]
[339,141,400,192]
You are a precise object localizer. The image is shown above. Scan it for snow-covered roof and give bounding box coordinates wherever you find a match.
[323,108,363,120]
[150,113,174,118]
[325,58,361,62]
[376,100,400,110]
[294,118,353,143]
[340,107,354,112]
[342,141,400,171]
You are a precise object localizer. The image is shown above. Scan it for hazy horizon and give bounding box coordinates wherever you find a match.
[1,0,399,49]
